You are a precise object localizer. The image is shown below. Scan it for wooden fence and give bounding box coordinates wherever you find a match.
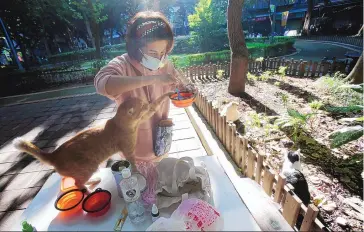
[181,57,352,82]
[194,93,329,231]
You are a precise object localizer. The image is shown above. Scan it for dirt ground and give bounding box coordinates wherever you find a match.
[195,75,363,231]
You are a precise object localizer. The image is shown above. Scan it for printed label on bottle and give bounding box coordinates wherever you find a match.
[123,188,140,202]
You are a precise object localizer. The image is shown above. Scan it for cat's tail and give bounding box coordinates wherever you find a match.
[13,137,52,163]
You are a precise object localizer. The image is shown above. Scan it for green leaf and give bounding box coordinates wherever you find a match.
[329,125,364,148]
[287,109,310,121]
[326,105,363,113]
[339,84,364,93]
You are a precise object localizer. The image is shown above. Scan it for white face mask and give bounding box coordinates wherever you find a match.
[140,50,166,71]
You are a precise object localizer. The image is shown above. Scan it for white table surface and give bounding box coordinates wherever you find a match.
[12,155,261,231]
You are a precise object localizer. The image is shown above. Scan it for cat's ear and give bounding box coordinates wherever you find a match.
[296,149,301,154]
[128,107,134,115]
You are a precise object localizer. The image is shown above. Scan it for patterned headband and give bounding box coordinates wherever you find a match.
[136,21,167,38]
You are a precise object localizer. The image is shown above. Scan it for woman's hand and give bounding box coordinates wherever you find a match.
[156,74,176,86]
[177,83,198,94]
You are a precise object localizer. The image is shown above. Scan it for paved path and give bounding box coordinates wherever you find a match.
[288,40,362,61]
[0,94,207,231]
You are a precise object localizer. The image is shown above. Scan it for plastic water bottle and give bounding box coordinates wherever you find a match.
[120,169,145,224]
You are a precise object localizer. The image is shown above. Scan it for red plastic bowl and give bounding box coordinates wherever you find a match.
[82,188,111,217]
[170,92,196,108]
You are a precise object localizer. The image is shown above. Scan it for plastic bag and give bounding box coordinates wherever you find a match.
[171,198,224,231]
[146,217,186,231]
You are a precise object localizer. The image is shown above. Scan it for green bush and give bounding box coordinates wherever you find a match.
[48,44,126,63]
[170,40,294,68]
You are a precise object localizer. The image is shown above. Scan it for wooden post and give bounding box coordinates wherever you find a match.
[230,124,236,156]
[247,148,255,179]
[202,96,206,117]
[312,61,318,77]
[234,135,242,166]
[282,192,302,227]
[211,106,216,131]
[300,204,319,231]
[299,61,307,77]
[255,153,264,184]
[207,101,212,124]
[226,123,231,153]
[217,113,222,141]
[307,60,312,77]
[222,116,227,147]
[274,174,287,203]
[213,64,217,79]
[241,137,247,174]
[263,167,275,196]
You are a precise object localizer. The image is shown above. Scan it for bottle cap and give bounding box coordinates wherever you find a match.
[121,169,131,179]
[152,204,159,214]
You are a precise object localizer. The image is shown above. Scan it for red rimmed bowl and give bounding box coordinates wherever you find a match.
[82,188,111,217]
[170,92,196,108]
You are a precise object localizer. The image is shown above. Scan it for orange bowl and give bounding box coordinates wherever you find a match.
[170,92,196,108]
[55,189,85,216]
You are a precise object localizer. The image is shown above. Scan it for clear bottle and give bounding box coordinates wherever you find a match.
[120,169,145,224]
[151,204,160,222]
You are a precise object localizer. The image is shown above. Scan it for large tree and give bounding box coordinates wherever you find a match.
[344,53,363,84]
[227,0,249,96]
[302,0,313,35]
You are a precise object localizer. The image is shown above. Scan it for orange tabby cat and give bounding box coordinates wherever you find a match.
[13,92,173,191]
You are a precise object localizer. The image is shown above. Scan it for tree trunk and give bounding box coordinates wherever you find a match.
[42,38,51,56]
[18,41,30,70]
[302,0,313,36]
[83,11,96,48]
[356,25,363,36]
[86,0,101,59]
[344,53,363,84]
[110,28,113,45]
[227,0,249,96]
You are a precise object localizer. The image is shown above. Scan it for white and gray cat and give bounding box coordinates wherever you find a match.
[282,149,328,230]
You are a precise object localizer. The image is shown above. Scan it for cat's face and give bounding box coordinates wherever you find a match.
[117,98,149,121]
[283,149,302,172]
[287,149,300,163]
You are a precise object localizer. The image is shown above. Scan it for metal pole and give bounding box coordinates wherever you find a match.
[0,17,24,71]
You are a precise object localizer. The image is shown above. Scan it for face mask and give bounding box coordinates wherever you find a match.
[140,50,166,71]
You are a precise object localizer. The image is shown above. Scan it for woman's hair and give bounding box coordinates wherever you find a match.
[126,11,174,62]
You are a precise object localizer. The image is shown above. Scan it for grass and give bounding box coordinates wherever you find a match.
[316,72,362,106]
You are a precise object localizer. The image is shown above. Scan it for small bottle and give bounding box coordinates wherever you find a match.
[151,204,160,222]
[120,169,145,224]
[22,221,36,232]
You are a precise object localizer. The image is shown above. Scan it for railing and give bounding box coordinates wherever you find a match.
[181,57,353,81]
[194,93,329,231]
[298,35,363,48]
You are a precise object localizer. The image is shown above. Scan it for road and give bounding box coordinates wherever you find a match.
[0,40,362,106]
[287,40,361,61]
